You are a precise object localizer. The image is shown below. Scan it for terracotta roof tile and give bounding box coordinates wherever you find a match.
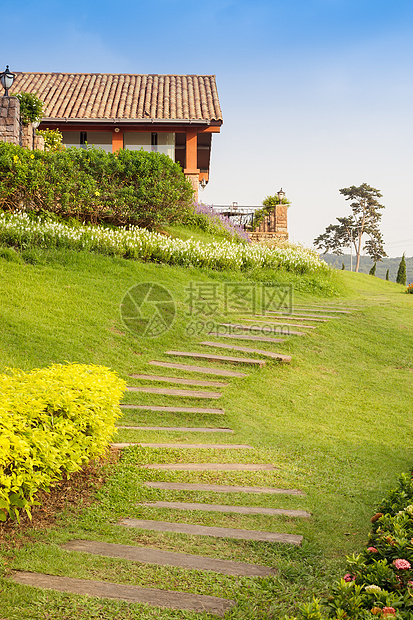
[11,73,223,122]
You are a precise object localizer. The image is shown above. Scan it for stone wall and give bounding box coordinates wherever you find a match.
[0,96,21,145]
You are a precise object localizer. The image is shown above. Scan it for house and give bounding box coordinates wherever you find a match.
[11,73,223,197]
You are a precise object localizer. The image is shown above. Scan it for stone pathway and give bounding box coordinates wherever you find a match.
[200,341,292,362]
[165,350,267,366]
[120,519,303,545]
[144,481,304,495]
[120,404,225,414]
[148,360,248,377]
[239,318,317,329]
[126,386,223,399]
[142,462,279,471]
[11,571,235,616]
[208,332,285,343]
[292,306,352,313]
[60,540,277,577]
[139,501,310,518]
[129,374,229,387]
[118,426,234,433]
[218,323,306,336]
[111,443,254,449]
[264,313,329,322]
[11,307,348,615]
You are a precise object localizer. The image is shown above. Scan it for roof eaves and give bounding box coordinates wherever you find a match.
[42,117,218,124]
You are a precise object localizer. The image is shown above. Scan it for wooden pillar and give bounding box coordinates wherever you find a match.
[184,129,200,199]
[112,129,124,153]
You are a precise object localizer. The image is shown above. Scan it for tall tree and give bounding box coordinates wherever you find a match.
[314,183,387,272]
[396,253,407,285]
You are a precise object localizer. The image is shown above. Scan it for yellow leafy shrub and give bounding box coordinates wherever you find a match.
[0,363,126,521]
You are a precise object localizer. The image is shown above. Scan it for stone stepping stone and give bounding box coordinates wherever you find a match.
[11,571,234,616]
[120,518,303,546]
[120,405,225,414]
[218,323,305,336]
[208,333,285,344]
[118,426,234,433]
[126,387,222,399]
[293,307,352,314]
[61,540,276,577]
[112,443,253,449]
[165,351,266,367]
[140,501,310,518]
[149,361,248,378]
[142,463,278,471]
[144,482,304,495]
[240,319,316,330]
[264,313,329,322]
[129,374,229,388]
[200,341,291,363]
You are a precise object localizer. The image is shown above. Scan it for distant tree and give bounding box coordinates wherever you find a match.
[369,262,376,276]
[386,269,389,281]
[396,254,407,285]
[314,183,387,273]
[342,263,345,270]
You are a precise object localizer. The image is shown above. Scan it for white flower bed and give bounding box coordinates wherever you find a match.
[0,212,329,275]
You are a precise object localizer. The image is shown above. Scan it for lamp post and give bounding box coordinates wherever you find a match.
[0,65,16,97]
[277,188,285,204]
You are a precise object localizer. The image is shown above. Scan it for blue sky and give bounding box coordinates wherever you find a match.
[3,0,413,256]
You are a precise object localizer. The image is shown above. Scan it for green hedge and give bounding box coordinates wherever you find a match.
[0,143,194,229]
[0,363,125,521]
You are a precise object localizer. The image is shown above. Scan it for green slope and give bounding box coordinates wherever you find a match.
[0,248,412,619]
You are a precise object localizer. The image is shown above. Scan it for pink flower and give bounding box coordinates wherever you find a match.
[382,607,396,617]
[408,581,413,587]
[367,547,378,553]
[343,573,354,582]
[393,559,411,570]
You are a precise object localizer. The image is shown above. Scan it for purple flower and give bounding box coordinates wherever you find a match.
[193,201,251,243]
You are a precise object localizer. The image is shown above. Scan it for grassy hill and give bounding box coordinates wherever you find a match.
[321,252,413,284]
[0,240,412,619]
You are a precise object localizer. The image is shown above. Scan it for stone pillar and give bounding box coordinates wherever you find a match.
[275,203,289,240]
[34,133,45,151]
[21,124,33,149]
[185,172,200,199]
[20,123,45,151]
[0,96,21,145]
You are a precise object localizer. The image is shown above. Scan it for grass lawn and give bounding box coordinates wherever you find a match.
[0,246,412,619]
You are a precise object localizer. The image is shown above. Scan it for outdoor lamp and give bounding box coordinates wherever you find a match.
[0,65,16,96]
[200,177,207,190]
[277,188,285,203]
